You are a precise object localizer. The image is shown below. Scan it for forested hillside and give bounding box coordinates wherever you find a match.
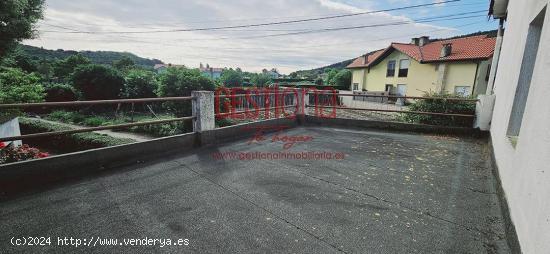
[18,44,163,68]
[290,58,354,79]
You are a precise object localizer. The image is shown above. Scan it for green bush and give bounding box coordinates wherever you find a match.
[82,116,107,127]
[0,67,45,104]
[156,67,215,116]
[19,117,133,150]
[122,69,158,98]
[44,83,78,102]
[128,120,188,137]
[401,92,476,127]
[72,64,125,100]
[47,110,86,123]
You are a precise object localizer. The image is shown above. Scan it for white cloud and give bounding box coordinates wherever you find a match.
[25,0,461,73]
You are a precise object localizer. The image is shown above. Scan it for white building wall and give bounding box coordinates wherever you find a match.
[490,1,550,253]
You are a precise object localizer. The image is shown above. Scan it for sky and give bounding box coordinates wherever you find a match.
[24,0,496,74]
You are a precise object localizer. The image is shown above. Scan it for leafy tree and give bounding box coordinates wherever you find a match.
[250,73,272,87]
[0,0,45,58]
[122,69,158,99]
[325,68,339,85]
[332,69,352,89]
[36,59,52,80]
[71,64,125,100]
[113,56,135,71]
[314,77,323,86]
[289,72,298,78]
[156,67,215,116]
[220,69,243,87]
[53,54,91,81]
[44,83,78,102]
[0,67,44,103]
[12,50,38,72]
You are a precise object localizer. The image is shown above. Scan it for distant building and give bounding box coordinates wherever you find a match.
[346,34,496,97]
[199,63,223,79]
[154,63,184,74]
[262,68,280,79]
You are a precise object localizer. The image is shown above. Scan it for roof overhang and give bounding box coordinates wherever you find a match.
[489,0,509,19]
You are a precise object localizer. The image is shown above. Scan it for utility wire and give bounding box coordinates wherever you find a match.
[216,12,486,40]
[40,1,486,30]
[42,0,461,34]
[40,10,486,42]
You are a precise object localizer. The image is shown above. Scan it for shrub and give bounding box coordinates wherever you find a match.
[401,92,476,127]
[53,54,92,81]
[47,110,86,123]
[18,118,133,152]
[122,69,158,98]
[82,116,107,127]
[0,67,45,119]
[72,64,125,100]
[0,143,49,164]
[0,67,45,104]
[44,83,78,102]
[220,69,243,87]
[156,67,215,116]
[129,122,186,137]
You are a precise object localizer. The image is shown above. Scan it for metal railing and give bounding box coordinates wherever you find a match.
[305,91,478,126]
[214,90,299,122]
[0,96,195,143]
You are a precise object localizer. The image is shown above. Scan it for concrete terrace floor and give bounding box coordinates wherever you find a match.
[0,126,509,253]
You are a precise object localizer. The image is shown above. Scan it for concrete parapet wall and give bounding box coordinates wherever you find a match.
[0,115,484,198]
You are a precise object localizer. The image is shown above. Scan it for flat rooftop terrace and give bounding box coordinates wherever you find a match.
[0,126,509,253]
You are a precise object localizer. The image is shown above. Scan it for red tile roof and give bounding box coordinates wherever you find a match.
[346,34,496,69]
[346,49,386,68]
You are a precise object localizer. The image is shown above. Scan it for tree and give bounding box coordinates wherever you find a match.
[113,56,135,71]
[314,77,324,86]
[36,59,52,80]
[156,67,215,116]
[325,68,339,85]
[1,49,38,72]
[250,73,272,87]
[0,67,44,103]
[72,64,125,100]
[332,69,352,89]
[122,69,158,99]
[220,69,243,87]
[53,54,92,81]
[0,0,45,58]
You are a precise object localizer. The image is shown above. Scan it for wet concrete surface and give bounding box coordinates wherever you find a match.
[0,127,509,253]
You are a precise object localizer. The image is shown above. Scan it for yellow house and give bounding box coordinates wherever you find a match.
[346,34,496,97]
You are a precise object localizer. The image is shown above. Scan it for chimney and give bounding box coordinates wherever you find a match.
[419,36,430,46]
[363,55,368,64]
[411,38,420,46]
[440,43,452,58]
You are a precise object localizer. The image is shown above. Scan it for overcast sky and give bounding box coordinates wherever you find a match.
[24,0,496,74]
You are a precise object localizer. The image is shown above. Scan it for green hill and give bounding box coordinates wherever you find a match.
[291,58,354,79]
[18,44,163,68]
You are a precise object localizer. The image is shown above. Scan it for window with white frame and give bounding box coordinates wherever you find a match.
[398,59,410,77]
